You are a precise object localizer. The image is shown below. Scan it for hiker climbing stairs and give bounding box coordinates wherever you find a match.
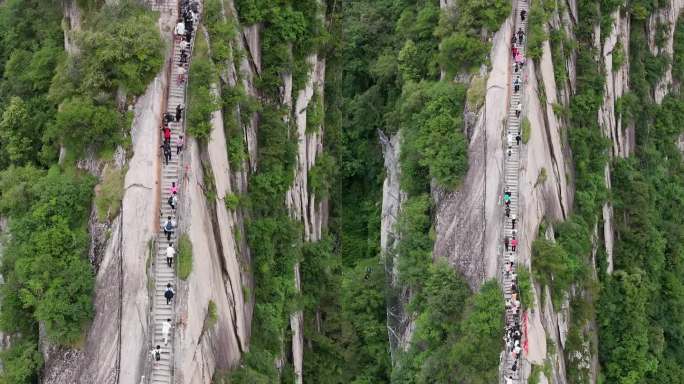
[501,0,528,383]
[149,1,200,383]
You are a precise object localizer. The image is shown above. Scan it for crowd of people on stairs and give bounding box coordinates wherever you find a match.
[502,4,529,383]
[148,0,199,372]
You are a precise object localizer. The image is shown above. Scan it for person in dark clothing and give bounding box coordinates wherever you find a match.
[176,104,184,122]
[165,283,174,305]
[168,191,178,210]
[180,50,188,64]
[521,10,527,21]
[164,112,174,124]
[505,206,511,218]
[504,236,510,252]
[164,146,172,165]
[163,216,176,241]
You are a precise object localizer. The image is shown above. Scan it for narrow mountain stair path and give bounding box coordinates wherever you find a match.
[501,0,528,382]
[149,1,200,383]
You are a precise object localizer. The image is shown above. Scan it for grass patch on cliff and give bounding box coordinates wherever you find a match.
[517,268,533,307]
[522,117,531,143]
[177,234,193,280]
[206,300,218,329]
[466,74,487,111]
[187,30,219,140]
[204,0,236,73]
[94,165,125,222]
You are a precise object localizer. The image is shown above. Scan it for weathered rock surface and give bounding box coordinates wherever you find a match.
[284,53,327,384]
[380,131,411,356]
[433,16,513,288]
[175,138,243,384]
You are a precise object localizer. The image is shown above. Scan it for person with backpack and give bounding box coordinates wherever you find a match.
[164,112,175,125]
[176,104,184,122]
[162,319,172,345]
[163,216,176,241]
[165,283,175,305]
[166,242,175,267]
[162,144,172,166]
[168,191,178,211]
[151,345,162,364]
[514,76,521,93]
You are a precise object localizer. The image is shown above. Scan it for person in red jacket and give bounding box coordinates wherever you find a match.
[511,237,518,252]
[162,126,171,144]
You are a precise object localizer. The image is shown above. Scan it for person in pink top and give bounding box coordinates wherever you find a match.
[170,181,178,195]
[176,135,184,155]
[511,237,518,252]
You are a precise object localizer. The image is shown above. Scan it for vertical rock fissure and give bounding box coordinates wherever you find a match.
[534,67,568,220]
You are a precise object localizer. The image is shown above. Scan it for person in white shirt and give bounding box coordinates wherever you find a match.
[166,243,175,267]
[151,345,162,364]
[161,319,172,345]
[175,20,185,40]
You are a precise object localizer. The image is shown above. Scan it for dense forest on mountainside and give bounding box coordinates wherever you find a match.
[1,0,684,383]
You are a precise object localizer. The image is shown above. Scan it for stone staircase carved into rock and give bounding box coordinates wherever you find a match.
[500,0,528,382]
[143,1,200,383]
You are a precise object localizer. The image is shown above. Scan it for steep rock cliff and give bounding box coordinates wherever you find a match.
[41,3,172,382]
[433,16,513,287]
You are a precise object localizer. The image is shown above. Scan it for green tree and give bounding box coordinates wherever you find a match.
[599,271,657,383]
[0,97,39,165]
[438,33,490,75]
[49,97,121,155]
[75,1,163,96]
[0,339,43,384]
